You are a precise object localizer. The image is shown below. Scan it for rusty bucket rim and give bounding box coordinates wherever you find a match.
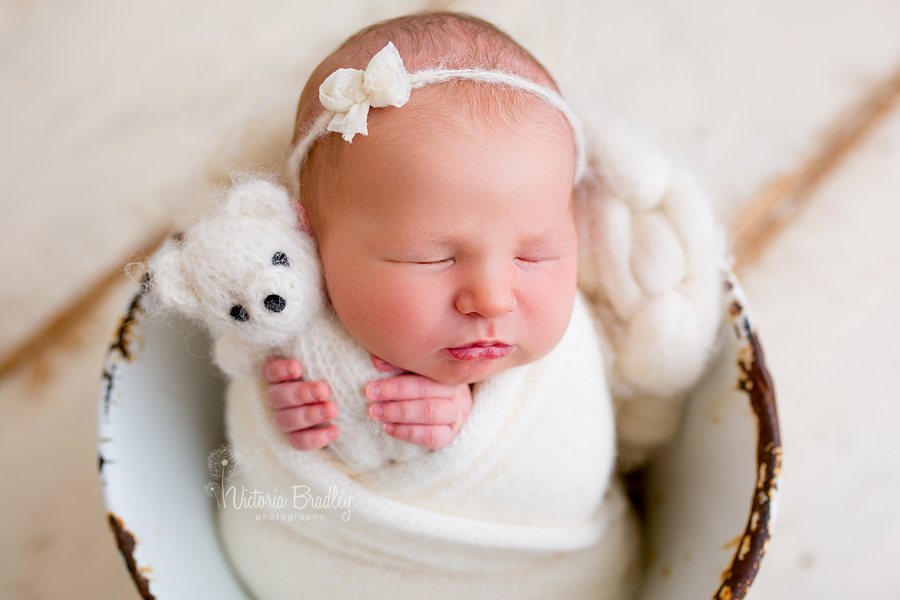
[712,270,781,600]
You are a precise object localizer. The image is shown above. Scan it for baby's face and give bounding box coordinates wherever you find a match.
[314,97,578,386]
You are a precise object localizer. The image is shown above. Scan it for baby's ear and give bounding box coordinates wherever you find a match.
[294,200,315,237]
[147,236,202,317]
[224,178,298,228]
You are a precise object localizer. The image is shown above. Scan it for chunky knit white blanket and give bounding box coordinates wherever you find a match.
[220,292,641,599]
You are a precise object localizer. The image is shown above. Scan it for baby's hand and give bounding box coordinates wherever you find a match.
[262,358,338,451]
[365,374,473,450]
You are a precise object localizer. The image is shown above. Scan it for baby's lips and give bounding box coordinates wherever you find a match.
[446,343,512,361]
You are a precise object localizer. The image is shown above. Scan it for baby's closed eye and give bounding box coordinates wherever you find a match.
[384,255,564,267]
[514,255,563,264]
[385,257,455,266]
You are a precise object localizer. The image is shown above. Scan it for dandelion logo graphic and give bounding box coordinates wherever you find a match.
[205,444,246,508]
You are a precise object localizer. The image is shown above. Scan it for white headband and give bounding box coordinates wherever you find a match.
[288,42,587,185]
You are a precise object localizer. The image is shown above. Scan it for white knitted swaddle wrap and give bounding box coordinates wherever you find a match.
[220,293,640,600]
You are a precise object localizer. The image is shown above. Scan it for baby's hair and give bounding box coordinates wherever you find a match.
[293,11,570,233]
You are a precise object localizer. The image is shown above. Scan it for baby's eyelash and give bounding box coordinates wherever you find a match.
[515,256,557,264]
[388,256,560,266]
[386,258,454,266]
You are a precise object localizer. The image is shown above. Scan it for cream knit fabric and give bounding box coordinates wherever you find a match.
[220,292,641,600]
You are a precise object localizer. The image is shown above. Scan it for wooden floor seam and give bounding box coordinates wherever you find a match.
[0,229,170,381]
[731,61,900,272]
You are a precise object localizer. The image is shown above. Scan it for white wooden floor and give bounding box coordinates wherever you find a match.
[2,1,899,597]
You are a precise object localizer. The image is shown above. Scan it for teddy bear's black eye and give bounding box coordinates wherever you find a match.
[272,252,289,267]
[230,305,249,322]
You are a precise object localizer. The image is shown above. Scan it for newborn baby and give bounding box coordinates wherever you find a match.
[216,11,723,600]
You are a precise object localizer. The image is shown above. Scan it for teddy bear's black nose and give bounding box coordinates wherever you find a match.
[264,294,286,313]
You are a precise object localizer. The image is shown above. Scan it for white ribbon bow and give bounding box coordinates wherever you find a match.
[319,42,411,142]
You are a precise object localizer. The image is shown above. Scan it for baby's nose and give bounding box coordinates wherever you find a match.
[264,294,286,313]
[455,271,516,319]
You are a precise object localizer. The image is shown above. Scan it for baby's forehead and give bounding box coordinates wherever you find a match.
[318,83,576,210]
[333,97,574,220]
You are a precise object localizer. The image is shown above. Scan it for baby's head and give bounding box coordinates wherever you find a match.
[290,12,581,386]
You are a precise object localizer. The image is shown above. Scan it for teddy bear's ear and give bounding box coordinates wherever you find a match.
[147,236,203,317]
[223,178,298,228]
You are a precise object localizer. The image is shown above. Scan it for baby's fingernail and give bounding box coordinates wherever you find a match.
[327,428,338,441]
[369,404,384,420]
[383,423,395,434]
[320,405,332,420]
[310,385,322,400]
[366,382,380,399]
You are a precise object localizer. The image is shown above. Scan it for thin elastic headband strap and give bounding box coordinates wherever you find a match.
[409,68,587,182]
[287,44,587,189]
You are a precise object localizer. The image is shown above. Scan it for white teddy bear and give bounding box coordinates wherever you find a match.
[147,177,429,473]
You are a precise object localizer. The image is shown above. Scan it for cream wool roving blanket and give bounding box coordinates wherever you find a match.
[220,291,641,600]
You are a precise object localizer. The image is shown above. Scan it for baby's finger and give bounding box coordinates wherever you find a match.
[371,355,403,373]
[273,401,337,432]
[365,375,456,402]
[288,425,340,451]
[368,398,458,425]
[383,424,453,450]
[262,358,303,383]
[267,380,329,409]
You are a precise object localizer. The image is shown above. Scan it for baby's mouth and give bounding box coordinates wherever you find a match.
[445,342,512,361]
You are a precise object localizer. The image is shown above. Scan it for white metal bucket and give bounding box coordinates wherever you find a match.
[98,271,779,600]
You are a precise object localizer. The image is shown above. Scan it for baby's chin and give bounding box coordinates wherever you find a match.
[408,353,528,387]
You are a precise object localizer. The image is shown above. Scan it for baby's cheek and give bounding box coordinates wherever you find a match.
[523,269,578,356]
[334,272,438,359]
[368,286,439,348]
